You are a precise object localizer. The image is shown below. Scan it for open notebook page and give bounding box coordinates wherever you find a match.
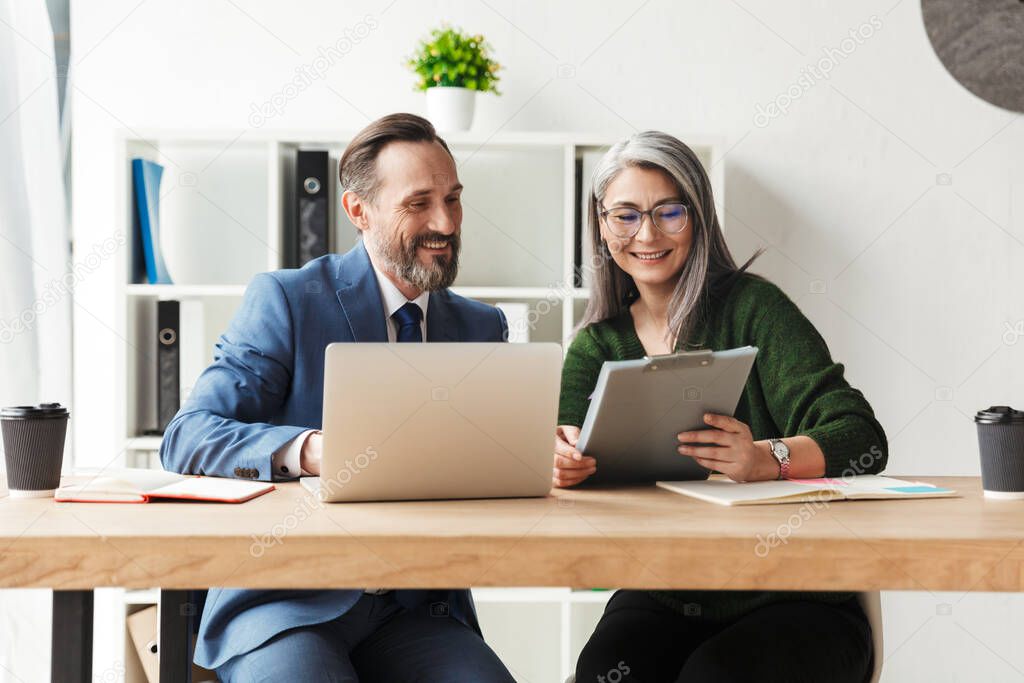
[55,469,273,503]
[657,475,956,506]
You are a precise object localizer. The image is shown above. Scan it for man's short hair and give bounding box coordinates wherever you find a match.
[338,113,453,203]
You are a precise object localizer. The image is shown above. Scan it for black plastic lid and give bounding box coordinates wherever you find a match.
[0,403,69,419]
[974,406,1024,424]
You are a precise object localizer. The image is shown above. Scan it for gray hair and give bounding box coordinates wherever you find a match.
[578,130,764,347]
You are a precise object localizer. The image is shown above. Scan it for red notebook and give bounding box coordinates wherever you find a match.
[55,469,274,503]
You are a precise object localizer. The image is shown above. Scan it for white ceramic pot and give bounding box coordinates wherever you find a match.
[425,86,476,132]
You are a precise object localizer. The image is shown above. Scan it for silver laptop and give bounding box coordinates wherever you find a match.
[302,342,561,502]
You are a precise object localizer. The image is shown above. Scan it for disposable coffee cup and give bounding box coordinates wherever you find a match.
[974,406,1024,500]
[1,403,69,498]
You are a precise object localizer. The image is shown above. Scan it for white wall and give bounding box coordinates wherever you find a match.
[68,1,1023,681]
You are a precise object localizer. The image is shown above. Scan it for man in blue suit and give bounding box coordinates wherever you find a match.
[161,114,515,682]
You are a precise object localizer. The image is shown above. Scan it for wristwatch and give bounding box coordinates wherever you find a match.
[768,438,790,480]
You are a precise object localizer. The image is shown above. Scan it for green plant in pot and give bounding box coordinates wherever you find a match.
[408,26,501,132]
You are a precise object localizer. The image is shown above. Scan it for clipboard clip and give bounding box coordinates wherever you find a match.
[642,349,714,373]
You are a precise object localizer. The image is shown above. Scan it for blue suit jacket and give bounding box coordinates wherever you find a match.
[160,242,508,669]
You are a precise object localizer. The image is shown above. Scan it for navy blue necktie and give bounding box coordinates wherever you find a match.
[392,302,423,342]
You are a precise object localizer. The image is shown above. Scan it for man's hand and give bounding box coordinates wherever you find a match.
[300,431,323,476]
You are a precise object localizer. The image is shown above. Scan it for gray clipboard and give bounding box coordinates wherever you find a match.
[576,346,758,484]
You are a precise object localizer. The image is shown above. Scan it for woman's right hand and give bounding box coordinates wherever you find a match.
[552,425,596,488]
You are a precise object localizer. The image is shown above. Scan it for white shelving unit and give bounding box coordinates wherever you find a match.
[104,129,724,682]
[113,129,724,462]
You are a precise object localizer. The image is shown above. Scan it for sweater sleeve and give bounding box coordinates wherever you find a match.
[749,284,888,478]
[558,326,608,427]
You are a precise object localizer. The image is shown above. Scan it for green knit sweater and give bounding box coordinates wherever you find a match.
[559,271,889,621]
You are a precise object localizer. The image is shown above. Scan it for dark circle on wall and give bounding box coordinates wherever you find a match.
[922,0,1024,112]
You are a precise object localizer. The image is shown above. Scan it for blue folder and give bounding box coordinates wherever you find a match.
[132,158,173,284]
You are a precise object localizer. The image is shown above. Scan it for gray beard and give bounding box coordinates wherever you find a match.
[367,229,460,292]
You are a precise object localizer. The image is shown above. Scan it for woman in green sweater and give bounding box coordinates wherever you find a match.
[557,131,886,682]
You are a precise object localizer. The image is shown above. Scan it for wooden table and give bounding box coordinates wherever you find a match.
[3,476,1023,681]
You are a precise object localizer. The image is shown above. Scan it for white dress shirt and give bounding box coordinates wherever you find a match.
[269,265,429,479]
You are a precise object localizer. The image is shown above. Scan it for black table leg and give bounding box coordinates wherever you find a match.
[159,589,194,683]
[52,589,93,683]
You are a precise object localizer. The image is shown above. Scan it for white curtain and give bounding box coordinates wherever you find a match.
[0,0,72,681]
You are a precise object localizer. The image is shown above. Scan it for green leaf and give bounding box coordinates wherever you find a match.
[405,25,502,93]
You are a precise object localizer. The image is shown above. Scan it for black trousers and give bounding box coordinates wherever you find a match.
[575,591,872,683]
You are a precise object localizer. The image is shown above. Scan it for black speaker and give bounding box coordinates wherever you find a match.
[157,300,180,432]
[293,150,330,267]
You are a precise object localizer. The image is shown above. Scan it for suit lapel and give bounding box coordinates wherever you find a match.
[335,242,388,342]
[336,241,460,342]
[427,290,458,342]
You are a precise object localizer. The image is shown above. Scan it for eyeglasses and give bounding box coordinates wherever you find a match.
[599,202,689,238]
